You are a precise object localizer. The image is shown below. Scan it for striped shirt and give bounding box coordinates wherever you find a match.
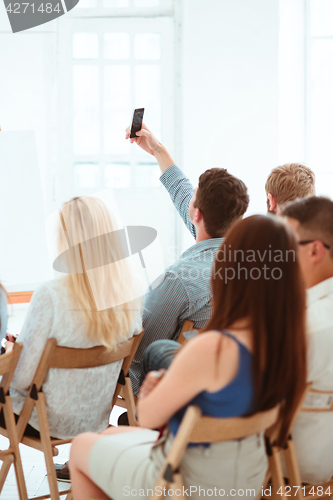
[129,165,223,394]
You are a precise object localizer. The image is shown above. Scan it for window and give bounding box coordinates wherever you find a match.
[56,7,177,265]
[306,0,333,197]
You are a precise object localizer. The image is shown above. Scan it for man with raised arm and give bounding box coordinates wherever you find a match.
[126,125,249,395]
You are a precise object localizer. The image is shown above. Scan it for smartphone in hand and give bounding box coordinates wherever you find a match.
[130,108,145,139]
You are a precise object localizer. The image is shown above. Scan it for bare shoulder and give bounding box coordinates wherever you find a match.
[178,330,241,392]
[182,330,238,361]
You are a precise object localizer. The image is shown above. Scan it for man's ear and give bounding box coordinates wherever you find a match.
[311,241,327,264]
[268,193,277,213]
[193,208,203,224]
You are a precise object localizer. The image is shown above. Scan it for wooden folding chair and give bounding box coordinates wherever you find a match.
[149,404,280,500]
[0,330,144,500]
[177,320,195,346]
[264,385,333,500]
[0,342,28,500]
[283,387,333,500]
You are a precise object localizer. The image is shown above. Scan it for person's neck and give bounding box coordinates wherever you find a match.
[307,268,333,289]
[195,225,212,243]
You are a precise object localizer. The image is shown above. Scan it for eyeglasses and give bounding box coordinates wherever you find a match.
[298,240,331,250]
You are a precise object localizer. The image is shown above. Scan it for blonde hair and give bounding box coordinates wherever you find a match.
[265,163,315,211]
[57,196,142,350]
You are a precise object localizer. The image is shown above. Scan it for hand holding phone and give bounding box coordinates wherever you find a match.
[130,108,145,139]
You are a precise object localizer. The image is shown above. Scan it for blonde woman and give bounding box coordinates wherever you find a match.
[2,196,142,441]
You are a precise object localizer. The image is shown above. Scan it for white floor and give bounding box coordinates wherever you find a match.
[1,301,127,499]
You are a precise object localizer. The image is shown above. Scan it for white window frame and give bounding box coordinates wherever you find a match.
[304,0,333,197]
[54,2,184,264]
[56,15,174,200]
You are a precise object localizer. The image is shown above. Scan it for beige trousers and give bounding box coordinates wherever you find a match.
[88,428,268,500]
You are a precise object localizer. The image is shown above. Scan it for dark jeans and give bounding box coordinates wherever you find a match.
[140,339,181,386]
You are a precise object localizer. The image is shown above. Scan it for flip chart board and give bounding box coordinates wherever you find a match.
[0,131,53,291]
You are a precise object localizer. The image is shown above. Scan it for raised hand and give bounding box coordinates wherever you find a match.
[125,123,161,156]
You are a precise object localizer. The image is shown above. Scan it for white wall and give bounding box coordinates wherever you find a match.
[0,5,57,214]
[180,0,280,250]
[0,5,57,289]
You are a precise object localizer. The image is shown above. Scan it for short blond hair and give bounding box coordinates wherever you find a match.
[265,163,315,211]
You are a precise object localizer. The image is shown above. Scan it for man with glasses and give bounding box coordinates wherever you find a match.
[282,196,333,484]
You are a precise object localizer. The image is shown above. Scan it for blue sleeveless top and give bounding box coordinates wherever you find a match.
[169,330,254,437]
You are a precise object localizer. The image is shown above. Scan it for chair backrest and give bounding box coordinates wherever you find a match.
[301,386,333,412]
[49,337,137,369]
[156,404,280,490]
[0,343,28,500]
[16,331,144,440]
[190,405,280,442]
[177,320,195,346]
[0,342,23,410]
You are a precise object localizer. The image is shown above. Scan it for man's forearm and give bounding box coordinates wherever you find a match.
[154,144,175,173]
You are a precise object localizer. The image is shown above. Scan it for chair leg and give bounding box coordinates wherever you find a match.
[283,436,303,500]
[123,378,137,427]
[268,446,287,500]
[149,475,167,500]
[36,395,60,500]
[0,457,13,492]
[171,473,184,499]
[3,396,28,500]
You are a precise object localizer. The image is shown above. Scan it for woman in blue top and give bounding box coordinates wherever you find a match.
[70,215,307,500]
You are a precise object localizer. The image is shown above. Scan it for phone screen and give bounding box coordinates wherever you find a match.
[130,108,145,139]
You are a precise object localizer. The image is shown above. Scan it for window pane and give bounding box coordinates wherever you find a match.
[104,65,131,109]
[309,40,333,171]
[73,66,99,155]
[134,34,161,60]
[310,0,333,37]
[135,163,160,188]
[135,65,161,111]
[76,0,97,8]
[104,33,130,60]
[102,0,129,7]
[134,0,159,6]
[104,111,131,155]
[75,163,99,188]
[105,163,131,188]
[104,65,131,155]
[73,33,99,59]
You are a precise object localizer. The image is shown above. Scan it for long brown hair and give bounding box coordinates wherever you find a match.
[204,215,307,445]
